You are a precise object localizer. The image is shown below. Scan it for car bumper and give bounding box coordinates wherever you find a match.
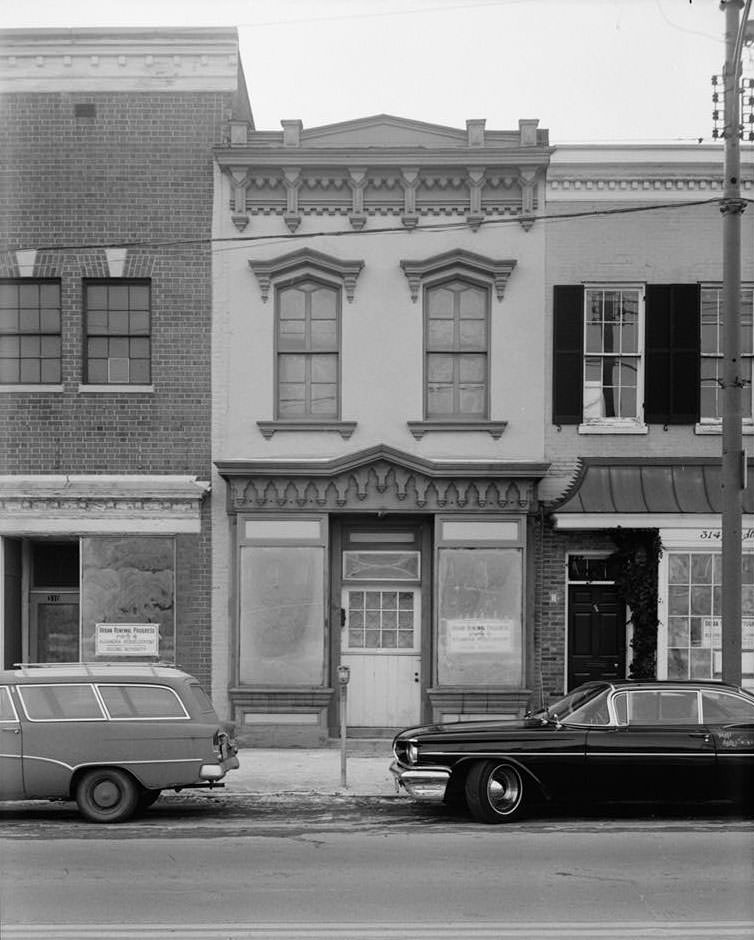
[390,760,450,802]
[198,754,240,781]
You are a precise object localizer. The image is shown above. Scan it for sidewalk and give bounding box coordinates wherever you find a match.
[222,746,399,798]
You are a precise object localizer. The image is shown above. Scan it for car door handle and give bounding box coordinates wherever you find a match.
[688,731,711,743]
[1,727,20,734]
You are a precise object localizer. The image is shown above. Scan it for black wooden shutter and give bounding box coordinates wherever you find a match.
[644,284,700,424]
[553,285,584,424]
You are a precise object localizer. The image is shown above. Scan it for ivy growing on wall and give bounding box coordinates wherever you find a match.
[608,529,663,679]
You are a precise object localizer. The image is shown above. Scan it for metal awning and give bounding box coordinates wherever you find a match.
[550,457,754,529]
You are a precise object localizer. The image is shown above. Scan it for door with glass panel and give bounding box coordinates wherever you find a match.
[340,547,421,728]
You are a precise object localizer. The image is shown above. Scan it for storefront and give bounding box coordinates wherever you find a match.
[0,475,209,669]
[550,458,754,692]
[216,446,547,744]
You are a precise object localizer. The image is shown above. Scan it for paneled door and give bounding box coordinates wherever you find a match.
[341,585,421,728]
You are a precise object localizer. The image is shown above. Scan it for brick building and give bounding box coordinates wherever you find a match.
[0,28,251,685]
[540,144,754,695]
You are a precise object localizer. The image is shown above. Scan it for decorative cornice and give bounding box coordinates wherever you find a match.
[216,445,548,514]
[248,248,364,302]
[400,250,517,302]
[0,27,240,92]
[0,474,209,534]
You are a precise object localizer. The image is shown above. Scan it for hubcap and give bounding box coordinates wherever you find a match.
[486,766,521,815]
[92,779,120,809]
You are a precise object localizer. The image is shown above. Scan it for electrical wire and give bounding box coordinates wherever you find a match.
[3,197,743,257]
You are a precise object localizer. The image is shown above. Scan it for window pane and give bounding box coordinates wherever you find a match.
[279,355,306,382]
[20,684,104,720]
[109,286,129,310]
[310,384,337,416]
[87,310,108,334]
[311,354,336,382]
[428,288,454,319]
[459,288,485,319]
[279,288,306,320]
[427,318,454,348]
[459,319,486,349]
[278,384,306,415]
[19,360,41,382]
[130,358,150,383]
[310,319,337,350]
[310,288,336,319]
[98,684,187,719]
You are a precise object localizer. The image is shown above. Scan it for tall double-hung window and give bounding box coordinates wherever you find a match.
[84,280,151,385]
[276,280,339,418]
[553,283,700,429]
[582,286,642,423]
[425,280,489,419]
[700,285,754,422]
[0,280,61,384]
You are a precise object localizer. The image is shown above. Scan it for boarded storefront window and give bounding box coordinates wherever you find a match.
[239,545,326,685]
[437,548,523,686]
[80,537,175,661]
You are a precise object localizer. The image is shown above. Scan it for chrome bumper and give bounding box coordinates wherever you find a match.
[390,760,450,802]
[199,754,240,781]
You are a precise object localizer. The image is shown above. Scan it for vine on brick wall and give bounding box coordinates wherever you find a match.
[608,529,663,679]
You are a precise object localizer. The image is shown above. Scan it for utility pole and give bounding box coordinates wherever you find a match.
[720,0,751,687]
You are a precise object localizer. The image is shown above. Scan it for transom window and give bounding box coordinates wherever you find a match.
[276,280,339,418]
[583,286,642,423]
[84,280,151,385]
[700,286,754,421]
[425,280,489,418]
[0,280,61,384]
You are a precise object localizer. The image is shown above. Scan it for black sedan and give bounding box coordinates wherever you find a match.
[390,680,754,823]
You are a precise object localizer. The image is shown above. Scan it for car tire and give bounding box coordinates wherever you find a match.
[465,760,525,824]
[135,788,162,813]
[75,768,139,824]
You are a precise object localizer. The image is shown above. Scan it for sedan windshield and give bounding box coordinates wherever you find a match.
[534,683,612,726]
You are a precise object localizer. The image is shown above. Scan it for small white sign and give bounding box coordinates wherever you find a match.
[446,618,514,653]
[95,622,160,657]
[702,618,754,651]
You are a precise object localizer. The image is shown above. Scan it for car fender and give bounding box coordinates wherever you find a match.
[449,754,553,801]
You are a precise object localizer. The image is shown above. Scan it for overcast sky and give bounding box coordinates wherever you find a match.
[1,0,747,144]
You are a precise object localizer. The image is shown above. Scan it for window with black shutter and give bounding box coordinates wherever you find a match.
[553,285,584,424]
[644,284,700,425]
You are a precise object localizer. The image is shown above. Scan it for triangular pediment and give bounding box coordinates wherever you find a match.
[300,114,468,149]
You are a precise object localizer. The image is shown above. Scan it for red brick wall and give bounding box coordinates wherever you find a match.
[0,90,232,686]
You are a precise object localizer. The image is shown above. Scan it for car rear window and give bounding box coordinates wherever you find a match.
[97,684,189,719]
[701,690,754,723]
[19,684,105,721]
[188,682,218,719]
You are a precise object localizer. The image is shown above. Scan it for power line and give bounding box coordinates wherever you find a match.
[3,197,737,257]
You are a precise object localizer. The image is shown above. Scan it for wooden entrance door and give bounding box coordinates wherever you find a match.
[568,583,626,688]
[341,584,421,729]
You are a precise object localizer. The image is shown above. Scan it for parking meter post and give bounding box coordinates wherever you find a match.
[337,664,350,789]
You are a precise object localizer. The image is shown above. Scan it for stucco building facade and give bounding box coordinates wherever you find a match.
[211,115,552,743]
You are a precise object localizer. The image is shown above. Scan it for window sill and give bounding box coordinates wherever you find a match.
[578,422,648,435]
[78,384,154,393]
[0,384,63,393]
[257,420,357,440]
[407,420,508,440]
[695,421,754,435]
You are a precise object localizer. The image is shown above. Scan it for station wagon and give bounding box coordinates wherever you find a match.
[0,662,239,823]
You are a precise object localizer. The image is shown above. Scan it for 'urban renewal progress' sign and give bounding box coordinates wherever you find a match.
[95,623,160,657]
